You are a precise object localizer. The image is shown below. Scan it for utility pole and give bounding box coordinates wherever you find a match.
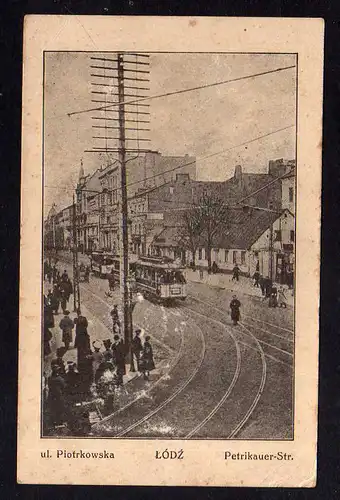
[269,222,274,282]
[117,53,131,361]
[72,192,80,312]
[85,52,150,370]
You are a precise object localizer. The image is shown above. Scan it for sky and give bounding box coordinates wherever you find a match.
[44,52,296,212]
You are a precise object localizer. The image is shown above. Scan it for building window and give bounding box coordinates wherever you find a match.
[241,251,246,265]
[233,251,237,264]
[275,230,282,241]
[289,187,294,203]
[198,248,202,260]
[290,230,295,242]
[169,186,174,194]
[224,250,229,263]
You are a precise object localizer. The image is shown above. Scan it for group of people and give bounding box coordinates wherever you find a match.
[45,266,73,316]
[45,296,156,432]
[252,272,288,308]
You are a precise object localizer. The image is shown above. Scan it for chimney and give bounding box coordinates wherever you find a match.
[234,165,242,180]
[268,159,287,178]
[176,173,190,183]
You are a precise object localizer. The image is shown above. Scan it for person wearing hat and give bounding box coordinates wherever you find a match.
[229,295,241,326]
[47,363,67,427]
[91,340,104,382]
[141,336,155,381]
[74,308,89,365]
[131,329,143,372]
[51,346,66,377]
[59,310,74,351]
[112,335,126,386]
[51,284,61,315]
[65,362,81,405]
[110,305,121,334]
[103,339,113,362]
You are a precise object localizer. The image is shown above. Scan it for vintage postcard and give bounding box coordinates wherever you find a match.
[18,16,323,486]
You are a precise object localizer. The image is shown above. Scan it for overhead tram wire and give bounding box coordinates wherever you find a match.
[68,64,296,118]
[45,123,295,201]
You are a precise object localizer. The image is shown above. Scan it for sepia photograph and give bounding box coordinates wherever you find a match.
[42,50,297,440]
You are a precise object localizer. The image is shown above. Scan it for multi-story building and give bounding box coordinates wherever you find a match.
[281,166,296,214]
[126,151,196,193]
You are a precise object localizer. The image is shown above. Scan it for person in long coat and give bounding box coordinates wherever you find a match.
[74,310,90,369]
[43,326,52,357]
[141,336,155,380]
[51,284,61,314]
[232,265,240,282]
[59,310,74,350]
[112,335,126,386]
[230,295,241,326]
[51,346,66,377]
[131,329,143,372]
[47,364,66,427]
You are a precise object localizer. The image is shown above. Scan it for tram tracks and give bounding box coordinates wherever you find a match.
[56,262,288,438]
[79,281,268,439]
[179,305,266,439]
[188,294,293,368]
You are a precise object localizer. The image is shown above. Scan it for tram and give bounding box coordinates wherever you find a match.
[133,256,187,304]
[90,251,117,278]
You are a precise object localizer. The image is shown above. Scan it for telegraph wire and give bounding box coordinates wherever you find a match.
[44,123,295,206]
[67,65,296,117]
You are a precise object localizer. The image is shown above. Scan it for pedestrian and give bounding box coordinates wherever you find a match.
[44,260,49,280]
[61,269,69,282]
[103,339,113,362]
[74,309,90,369]
[51,284,61,314]
[59,310,74,350]
[65,361,81,405]
[108,269,115,292]
[253,270,260,287]
[59,287,68,315]
[47,265,52,284]
[91,340,104,382]
[268,292,278,308]
[277,286,287,308]
[131,329,143,372]
[44,293,54,329]
[259,276,265,296]
[140,336,155,380]
[64,277,73,302]
[264,277,272,298]
[232,264,240,282]
[78,349,93,398]
[230,295,241,326]
[84,266,90,283]
[51,346,67,377]
[47,364,67,427]
[110,305,121,334]
[43,326,53,357]
[112,335,126,386]
[52,265,58,284]
[212,261,219,274]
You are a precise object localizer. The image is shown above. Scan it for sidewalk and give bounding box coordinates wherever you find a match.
[185,269,294,307]
[44,294,137,386]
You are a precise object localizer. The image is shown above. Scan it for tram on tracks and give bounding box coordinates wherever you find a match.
[133,256,187,304]
[90,251,117,278]
[90,252,187,303]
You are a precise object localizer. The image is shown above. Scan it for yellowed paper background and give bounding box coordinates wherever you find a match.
[18,16,323,486]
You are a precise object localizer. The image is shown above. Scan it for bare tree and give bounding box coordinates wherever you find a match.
[176,208,203,269]
[194,191,229,273]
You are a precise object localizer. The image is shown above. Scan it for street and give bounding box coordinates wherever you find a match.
[44,257,294,440]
